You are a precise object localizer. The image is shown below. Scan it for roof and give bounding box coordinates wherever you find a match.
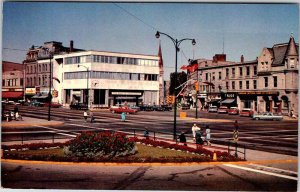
[272,36,299,66]
[2,61,24,72]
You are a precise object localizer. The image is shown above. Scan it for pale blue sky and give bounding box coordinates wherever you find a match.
[2,2,299,79]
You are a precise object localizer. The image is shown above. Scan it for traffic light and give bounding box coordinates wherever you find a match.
[167,95,175,104]
[52,90,58,98]
[194,81,199,92]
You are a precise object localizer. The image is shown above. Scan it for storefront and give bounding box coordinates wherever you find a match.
[220,92,237,108]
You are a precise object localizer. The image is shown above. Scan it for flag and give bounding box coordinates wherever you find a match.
[52,77,60,84]
[187,63,198,73]
[180,65,188,70]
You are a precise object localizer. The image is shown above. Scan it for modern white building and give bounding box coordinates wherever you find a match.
[52,50,160,108]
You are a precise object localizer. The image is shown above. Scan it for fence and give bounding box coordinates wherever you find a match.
[2,128,246,159]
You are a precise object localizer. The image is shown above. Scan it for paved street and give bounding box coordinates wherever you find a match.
[1,105,298,190]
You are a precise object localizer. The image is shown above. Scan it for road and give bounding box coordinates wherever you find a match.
[1,105,298,190]
[3,105,298,155]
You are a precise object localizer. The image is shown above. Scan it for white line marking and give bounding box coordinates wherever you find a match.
[224,164,298,181]
[249,163,298,175]
[34,125,77,138]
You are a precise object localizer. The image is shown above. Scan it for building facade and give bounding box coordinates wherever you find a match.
[2,61,24,101]
[52,50,160,108]
[189,35,298,116]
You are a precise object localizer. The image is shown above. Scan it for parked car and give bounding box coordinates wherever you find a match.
[161,105,172,111]
[110,106,138,114]
[217,106,228,114]
[228,107,239,115]
[70,103,88,110]
[240,108,254,117]
[253,112,283,121]
[30,100,44,107]
[43,102,63,108]
[208,106,218,113]
[153,105,164,111]
[139,105,154,111]
[129,105,140,111]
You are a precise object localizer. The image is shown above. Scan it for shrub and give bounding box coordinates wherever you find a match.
[64,131,136,158]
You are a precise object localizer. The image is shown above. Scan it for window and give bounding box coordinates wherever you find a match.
[273,76,277,87]
[246,66,250,76]
[226,81,229,89]
[246,81,249,89]
[232,81,235,90]
[253,66,257,75]
[2,79,5,86]
[232,68,235,77]
[212,72,215,81]
[239,67,243,76]
[205,73,209,81]
[264,77,268,88]
[218,72,222,80]
[290,59,295,68]
[253,80,257,89]
[239,81,242,89]
[226,68,229,78]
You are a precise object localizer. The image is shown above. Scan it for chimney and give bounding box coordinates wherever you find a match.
[241,55,244,63]
[70,40,74,53]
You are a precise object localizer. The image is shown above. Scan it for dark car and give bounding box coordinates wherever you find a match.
[161,105,172,111]
[70,103,88,110]
[139,105,154,111]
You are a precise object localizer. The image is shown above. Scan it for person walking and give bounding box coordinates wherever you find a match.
[90,111,94,123]
[121,112,126,122]
[192,124,201,141]
[233,120,239,142]
[204,125,211,146]
[83,110,88,122]
[178,131,187,146]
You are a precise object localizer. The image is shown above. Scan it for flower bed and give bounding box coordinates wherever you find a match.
[2,132,242,162]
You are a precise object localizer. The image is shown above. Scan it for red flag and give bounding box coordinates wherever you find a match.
[188,63,198,73]
[180,65,188,70]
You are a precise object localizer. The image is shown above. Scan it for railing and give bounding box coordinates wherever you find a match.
[2,128,246,159]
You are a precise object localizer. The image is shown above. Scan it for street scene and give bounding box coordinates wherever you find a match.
[1,2,299,191]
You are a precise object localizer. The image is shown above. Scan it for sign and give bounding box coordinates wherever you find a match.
[224,93,236,98]
[25,88,36,95]
[197,93,207,98]
[239,91,279,96]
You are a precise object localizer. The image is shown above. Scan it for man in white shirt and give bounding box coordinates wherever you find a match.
[192,124,201,140]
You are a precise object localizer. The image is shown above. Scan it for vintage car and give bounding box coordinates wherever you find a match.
[110,106,138,114]
[208,106,218,113]
[139,105,154,111]
[70,103,88,110]
[43,102,63,108]
[228,107,239,115]
[161,105,172,111]
[217,106,228,114]
[252,112,283,121]
[240,108,254,117]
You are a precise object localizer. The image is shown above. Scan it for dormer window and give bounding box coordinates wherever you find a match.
[290,58,295,68]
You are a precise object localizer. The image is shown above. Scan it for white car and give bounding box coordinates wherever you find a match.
[253,112,283,121]
[208,106,218,113]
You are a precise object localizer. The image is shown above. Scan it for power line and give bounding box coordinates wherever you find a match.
[3,47,27,52]
[113,3,158,32]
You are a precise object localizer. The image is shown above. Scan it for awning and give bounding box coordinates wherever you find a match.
[2,91,23,99]
[220,99,235,104]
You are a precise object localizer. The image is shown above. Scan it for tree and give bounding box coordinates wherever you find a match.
[169,71,187,96]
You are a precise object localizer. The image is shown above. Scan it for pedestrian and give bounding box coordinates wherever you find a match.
[233,120,239,142]
[121,112,126,121]
[144,129,149,139]
[178,131,187,146]
[83,110,88,122]
[204,125,211,146]
[90,111,94,123]
[192,124,201,141]
[15,111,23,121]
[195,130,204,148]
[13,104,19,119]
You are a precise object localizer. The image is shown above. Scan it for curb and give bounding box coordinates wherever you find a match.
[2,122,64,128]
[1,158,297,167]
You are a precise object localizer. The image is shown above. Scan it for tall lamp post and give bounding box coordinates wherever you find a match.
[48,51,53,121]
[78,64,89,109]
[155,31,196,140]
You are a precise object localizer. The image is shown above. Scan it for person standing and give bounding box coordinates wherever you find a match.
[178,131,187,146]
[205,125,211,146]
[90,111,94,123]
[83,110,88,122]
[121,112,126,121]
[192,124,201,141]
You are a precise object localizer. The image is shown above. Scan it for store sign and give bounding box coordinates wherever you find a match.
[224,93,236,98]
[239,91,279,95]
[25,88,36,95]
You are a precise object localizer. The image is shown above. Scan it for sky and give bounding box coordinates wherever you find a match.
[2,2,299,80]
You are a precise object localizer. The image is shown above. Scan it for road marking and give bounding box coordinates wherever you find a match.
[33,125,77,138]
[224,164,298,181]
[249,163,298,175]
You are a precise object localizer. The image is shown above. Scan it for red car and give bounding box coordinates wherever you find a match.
[43,102,62,108]
[228,107,239,115]
[240,108,254,117]
[110,106,138,114]
[217,106,228,114]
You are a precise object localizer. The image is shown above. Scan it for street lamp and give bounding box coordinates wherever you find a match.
[78,64,89,109]
[155,31,196,140]
[47,51,53,121]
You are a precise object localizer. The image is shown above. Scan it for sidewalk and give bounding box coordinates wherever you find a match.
[2,117,64,128]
